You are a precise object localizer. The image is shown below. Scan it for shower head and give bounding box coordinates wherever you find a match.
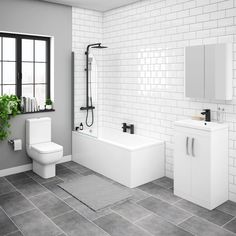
[91,44,107,49]
[86,43,107,55]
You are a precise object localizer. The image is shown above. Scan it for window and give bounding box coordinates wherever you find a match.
[0,32,50,109]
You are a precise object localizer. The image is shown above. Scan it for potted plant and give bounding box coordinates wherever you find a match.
[0,95,21,141]
[45,98,53,110]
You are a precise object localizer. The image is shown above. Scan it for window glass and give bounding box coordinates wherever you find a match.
[3,85,15,95]
[35,63,46,83]
[22,39,34,62]
[35,40,46,62]
[3,62,16,84]
[22,85,33,98]
[3,37,16,61]
[22,62,33,84]
[35,84,46,108]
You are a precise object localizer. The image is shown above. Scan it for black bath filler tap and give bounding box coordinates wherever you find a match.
[122,123,134,134]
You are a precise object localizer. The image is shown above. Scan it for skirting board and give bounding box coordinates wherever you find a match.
[0,155,72,177]
[58,155,72,164]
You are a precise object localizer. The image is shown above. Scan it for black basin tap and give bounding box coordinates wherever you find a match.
[201,109,211,122]
[122,123,134,134]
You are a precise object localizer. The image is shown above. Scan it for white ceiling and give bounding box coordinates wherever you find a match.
[41,0,140,12]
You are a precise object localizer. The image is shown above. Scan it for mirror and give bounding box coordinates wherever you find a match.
[185,43,232,100]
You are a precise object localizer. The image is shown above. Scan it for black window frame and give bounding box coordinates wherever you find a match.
[0,32,51,99]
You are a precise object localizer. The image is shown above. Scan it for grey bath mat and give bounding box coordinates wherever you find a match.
[58,175,131,211]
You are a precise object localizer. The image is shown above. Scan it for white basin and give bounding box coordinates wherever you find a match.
[174,119,228,131]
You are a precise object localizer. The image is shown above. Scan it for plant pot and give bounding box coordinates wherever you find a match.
[45,105,52,110]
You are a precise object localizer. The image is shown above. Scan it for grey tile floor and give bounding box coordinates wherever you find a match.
[0,161,236,236]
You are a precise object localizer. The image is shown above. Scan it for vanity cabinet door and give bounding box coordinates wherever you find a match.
[174,128,211,205]
[174,131,192,197]
[185,45,205,99]
[190,133,211,203]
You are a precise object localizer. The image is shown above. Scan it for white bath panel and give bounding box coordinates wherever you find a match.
[72,129,165,188]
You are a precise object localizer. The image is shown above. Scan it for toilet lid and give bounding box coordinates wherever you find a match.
[31,142,63,154]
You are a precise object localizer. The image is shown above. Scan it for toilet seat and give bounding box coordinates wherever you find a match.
[32,142,63,154]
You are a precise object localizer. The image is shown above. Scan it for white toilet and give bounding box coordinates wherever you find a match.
[26,117,63,178]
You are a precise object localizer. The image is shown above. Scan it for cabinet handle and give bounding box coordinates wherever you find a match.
[192,138,195,157]
[186,137,190,155]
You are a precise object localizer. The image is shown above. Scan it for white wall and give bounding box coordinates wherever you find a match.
[73,0,236,202]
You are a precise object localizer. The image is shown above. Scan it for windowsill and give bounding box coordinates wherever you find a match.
[19,109,55,115]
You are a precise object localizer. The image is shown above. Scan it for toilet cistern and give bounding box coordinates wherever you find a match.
[26,117,63,179]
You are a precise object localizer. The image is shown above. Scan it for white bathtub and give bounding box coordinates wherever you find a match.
[72,128,165,188]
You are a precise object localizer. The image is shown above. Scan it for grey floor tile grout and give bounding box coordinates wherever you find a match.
[178,214,236,235]
[176,215,194,226]
[50,209,75,220]
[23,170,111,236]
[91,210,115,221]
[173,200,236,231]
[63,196,72,200]
[134,213,196,236]
[109,209,153,236]
[25,167,69,184]
[24,172,62,185]
[135,185,181,206]
[28,190,51,199]
[3,167,177,236]
[3,177,30,185]
[167,199,236,235]
[2,163,236,236]
[0,189,15,197]
[132,213,153,224]
[131,189,236,235]
[171,197,183,205]
[133,200,196,235]
[221,216,236,228]
[216,206,236,217]
[136,192,187,215]
[4,177,68,236]
[133,194,151,203]
[10,207,36,218]
[114,179,236,234]
[1,205,25,236]
[4,229,20,236]
[0,190,15,197]
[151,181,174,190]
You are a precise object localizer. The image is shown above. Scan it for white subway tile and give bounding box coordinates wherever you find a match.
[73,0,236,200]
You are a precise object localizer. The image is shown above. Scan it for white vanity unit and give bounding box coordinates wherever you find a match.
[174,120,228,210]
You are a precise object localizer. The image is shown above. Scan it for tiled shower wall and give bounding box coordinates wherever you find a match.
[73,0,236,201]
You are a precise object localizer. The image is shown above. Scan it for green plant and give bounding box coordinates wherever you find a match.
[0,95,21,141]
[45,98,53,106]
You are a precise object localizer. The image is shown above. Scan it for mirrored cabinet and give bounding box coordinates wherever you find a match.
[185,43,232,100]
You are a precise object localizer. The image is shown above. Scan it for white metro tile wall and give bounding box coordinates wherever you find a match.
[73,0,236,202]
